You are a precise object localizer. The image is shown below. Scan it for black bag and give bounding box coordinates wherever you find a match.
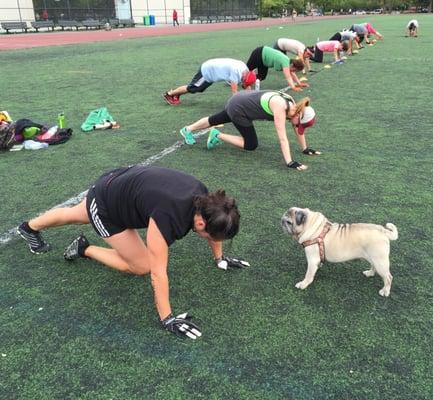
[36,128,73,145]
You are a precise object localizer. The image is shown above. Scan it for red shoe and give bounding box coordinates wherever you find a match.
[163,92,180,106]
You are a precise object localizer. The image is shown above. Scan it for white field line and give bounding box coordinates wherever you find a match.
[0,129,210,246]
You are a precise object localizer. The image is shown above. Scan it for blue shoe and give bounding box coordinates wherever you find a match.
[207,128,222,150]
[180,127,196,145]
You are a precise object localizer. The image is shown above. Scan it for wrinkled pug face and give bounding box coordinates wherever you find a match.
[281,207,308,236]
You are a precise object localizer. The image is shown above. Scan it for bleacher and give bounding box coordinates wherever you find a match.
[1,18,136,34]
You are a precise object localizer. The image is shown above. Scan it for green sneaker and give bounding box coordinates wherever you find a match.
[180,127,196,145]
[207,128,222,150]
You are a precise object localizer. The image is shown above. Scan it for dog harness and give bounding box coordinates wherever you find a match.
[301,223,332,262]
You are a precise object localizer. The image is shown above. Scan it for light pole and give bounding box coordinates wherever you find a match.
[16,0,23,23]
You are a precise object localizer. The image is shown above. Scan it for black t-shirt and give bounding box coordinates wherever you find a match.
[94,166,208,246]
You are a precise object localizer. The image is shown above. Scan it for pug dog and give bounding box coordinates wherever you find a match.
[281,207,398,297]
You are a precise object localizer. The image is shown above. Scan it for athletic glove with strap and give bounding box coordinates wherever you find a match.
[215,256,250,271]
[161,312,202,340]
[302,147,321,155]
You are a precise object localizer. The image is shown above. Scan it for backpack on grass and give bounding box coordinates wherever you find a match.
[0,123,15,150]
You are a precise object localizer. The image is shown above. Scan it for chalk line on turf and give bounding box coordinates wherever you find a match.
[0,129,210,246]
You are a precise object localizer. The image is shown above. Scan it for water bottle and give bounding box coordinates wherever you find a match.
[255,79,260,90]
[58,113,65,129]
[317,37,320,42]
[46,125,58,137]
[24,140,49,150]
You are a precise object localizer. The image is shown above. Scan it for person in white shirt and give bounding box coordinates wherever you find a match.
[406,20,419,37]
[163,58,256,105]
[329,30,359,54]
[273,38,313,72]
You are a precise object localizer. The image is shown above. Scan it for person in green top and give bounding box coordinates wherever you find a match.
[246,46,307,92]
[179,90,320,171]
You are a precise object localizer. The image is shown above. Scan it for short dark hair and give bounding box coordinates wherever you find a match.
[291,58,305,71]
[194,190,240,240]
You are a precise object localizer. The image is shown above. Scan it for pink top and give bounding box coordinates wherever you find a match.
[364,23,377,34]
[316,41,340,52]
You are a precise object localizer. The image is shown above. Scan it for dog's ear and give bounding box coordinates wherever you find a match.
[295,210,306,226]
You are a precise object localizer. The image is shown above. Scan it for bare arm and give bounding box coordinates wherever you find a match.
[207,239,223,259]
[292,125,308,150]
[230,82,238,94]
[270,98,294,164]
[147,218,171,320]
[334,49,340,62]
[304,56,311,72]
[282,66,301,91]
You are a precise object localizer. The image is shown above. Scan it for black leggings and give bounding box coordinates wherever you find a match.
[208,110,258,151]
[329,32,342,41]
[246,46,269,81]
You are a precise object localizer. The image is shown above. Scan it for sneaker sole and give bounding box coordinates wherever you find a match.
[207,129,220,150]
[17,230,50,254]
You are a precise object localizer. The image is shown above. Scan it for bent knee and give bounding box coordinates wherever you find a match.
[244,141,258,151]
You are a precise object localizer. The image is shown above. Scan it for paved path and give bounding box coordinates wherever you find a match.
[0,15,361,51]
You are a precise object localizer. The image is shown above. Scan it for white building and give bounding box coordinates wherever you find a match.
[0,0,191,25]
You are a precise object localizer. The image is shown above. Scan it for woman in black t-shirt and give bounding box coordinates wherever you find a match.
[18,166,247,340]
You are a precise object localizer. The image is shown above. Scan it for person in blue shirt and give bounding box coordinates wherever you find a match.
[163,58,256,105]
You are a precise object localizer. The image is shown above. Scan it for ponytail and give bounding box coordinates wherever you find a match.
[194,190,240,240]
[294,97,310,117]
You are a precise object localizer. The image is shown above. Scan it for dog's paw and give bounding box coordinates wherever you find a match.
[363,269,375,277]
[379,288,390,297]
[295,280,310,290]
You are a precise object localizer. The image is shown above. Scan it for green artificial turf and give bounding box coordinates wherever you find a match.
[1,15,432,399]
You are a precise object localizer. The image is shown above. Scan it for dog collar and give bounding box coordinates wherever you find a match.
[301,223,332,262]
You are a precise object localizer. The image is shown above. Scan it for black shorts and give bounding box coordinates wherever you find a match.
[246,46,268,81]
[329,32,342,41]
[187,69,212,93]
[311,46,323,63]
[86,171,126,238]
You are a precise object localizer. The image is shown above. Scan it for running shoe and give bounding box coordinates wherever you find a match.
[18,222,51,254]
[64,235,90,261]
[207,128,222,150]
[180,127,196,145]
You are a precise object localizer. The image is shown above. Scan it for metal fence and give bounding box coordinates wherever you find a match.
[32,0,118,22]
[190,0,259,17]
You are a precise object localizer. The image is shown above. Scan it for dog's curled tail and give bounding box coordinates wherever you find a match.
[384,223,398,240]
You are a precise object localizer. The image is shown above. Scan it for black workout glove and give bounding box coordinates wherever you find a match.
[161,312,202,340]
[302,147,321,155]
[215,256,250,271]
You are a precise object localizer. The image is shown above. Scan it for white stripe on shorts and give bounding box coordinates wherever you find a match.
[90,198,110,237]
[193,76,207,87]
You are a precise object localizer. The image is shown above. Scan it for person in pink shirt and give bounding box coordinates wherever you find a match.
[307,40,349,64]
[363,23,383,40]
